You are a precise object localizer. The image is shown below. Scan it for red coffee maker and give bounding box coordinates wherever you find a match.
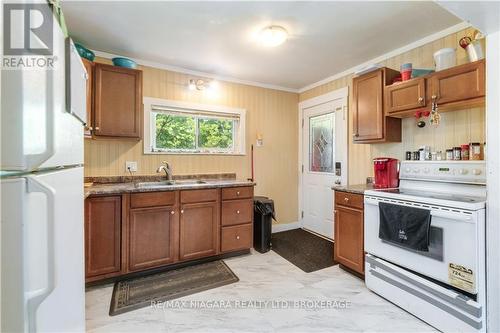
[373,158,399,188]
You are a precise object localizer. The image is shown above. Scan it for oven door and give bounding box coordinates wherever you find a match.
[364,195,485,294]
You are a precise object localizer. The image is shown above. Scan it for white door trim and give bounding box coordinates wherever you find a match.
[298,87,349,230]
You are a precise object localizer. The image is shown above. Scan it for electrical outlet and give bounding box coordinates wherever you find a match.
[125,161,137,173]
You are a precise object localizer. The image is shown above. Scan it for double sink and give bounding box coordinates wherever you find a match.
[134,179,208,189]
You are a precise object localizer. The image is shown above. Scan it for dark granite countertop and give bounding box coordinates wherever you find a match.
[331,183,374,195]
[85,179,256,198]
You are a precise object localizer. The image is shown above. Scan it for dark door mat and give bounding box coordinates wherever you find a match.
[272,228,336,273]
[109,260,238,316]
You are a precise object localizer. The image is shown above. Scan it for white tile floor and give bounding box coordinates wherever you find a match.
[86,250,436,332]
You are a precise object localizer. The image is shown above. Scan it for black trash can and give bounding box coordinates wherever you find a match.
[253,196,275,253]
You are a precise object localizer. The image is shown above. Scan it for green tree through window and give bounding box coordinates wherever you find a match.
[154,113,235,152]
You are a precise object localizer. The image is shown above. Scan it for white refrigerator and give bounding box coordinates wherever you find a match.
[1,3,87,332]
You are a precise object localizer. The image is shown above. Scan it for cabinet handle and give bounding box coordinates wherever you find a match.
[94,126,100,131]
[334,210,337,214]
[344,197,349,202]
[236,191,240,196]
[236,210,240,214]
[181,209,184,214]
[236,235,240,240]
[170,210,175,215]
[418,97,424,103]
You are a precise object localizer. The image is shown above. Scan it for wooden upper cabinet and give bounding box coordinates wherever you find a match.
[128,206,179,271]
[93,63,142,138]
[352,68,401,143]
[179,193,219,261]
[85,196,122,280]
[430,59,485,106]
[81,58,94,137]
[385,77,426,114]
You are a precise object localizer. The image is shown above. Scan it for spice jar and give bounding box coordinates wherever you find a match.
[453,147,462,160]
[413,151,420,160]
[446,149,453,160]
[470,142,481,160]
[461,144,470,160]
[436,151,443,161]
[405,151,412,160]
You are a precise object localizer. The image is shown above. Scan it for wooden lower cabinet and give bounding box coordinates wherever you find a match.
[179,201,219,261]
[85,196,122,280]
[128,206,179,271]
[85,186,253,283]
[334,192,364,275]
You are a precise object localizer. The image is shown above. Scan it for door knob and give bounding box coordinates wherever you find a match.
[170,211,175,215]
[236,236,240,240]
[236,210,240,214]
[181,209,184,214]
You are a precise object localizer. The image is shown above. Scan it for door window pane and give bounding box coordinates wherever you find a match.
[309,113,334,172]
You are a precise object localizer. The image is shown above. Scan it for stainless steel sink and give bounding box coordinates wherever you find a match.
[134,179,207,188]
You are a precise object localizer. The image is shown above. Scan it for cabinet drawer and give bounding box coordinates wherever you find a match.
[130,191,176,208]
[222,199,253,226]
[222,186,253,200]
[181,188,218,204]
[221,224,253,252]
[335,191,364,210]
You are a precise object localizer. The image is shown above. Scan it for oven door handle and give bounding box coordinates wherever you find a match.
[431,211,473,222]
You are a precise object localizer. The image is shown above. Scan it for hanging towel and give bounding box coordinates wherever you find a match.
[378,202,431,252]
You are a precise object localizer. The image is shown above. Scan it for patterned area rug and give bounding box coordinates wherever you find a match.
[109,260,238,315]
[272,228,336,273]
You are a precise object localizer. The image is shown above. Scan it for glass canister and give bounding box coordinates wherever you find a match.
[461,144,470,160]
[470,142,482,160]
[453,147,462,160]
[446,149,453,160]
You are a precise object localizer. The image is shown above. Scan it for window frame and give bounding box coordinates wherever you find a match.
[143,97,246,155]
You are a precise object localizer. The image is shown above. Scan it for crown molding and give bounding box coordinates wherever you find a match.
[298,21,472,93]
[90,49,299,93]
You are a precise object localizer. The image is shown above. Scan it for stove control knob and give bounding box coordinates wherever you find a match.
[472,169,482,175]
[459,169,469,175]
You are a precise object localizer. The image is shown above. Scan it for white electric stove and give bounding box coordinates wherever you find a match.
[364,160,486,333]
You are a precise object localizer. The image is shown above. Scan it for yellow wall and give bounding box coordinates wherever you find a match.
[299,27,486,185]
[85,58,299,224]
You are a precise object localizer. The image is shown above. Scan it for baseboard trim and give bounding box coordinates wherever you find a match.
[272,221,301,233]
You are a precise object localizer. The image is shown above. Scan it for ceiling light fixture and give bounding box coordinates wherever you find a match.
[258,25,288,47]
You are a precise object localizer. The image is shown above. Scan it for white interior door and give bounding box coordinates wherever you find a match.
[301,99,347,239]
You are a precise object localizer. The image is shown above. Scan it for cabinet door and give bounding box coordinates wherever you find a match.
[81,58,93,137]
[385,77,426,114]
[179,201,219,261]
[85,196,121,278]
[334,205,364,274]
[352,70,384,141]
[129,206,178,271]
[93,63,142,138]
[430,60,485,105]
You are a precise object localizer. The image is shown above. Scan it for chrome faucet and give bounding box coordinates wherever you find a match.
[156,161,173,181]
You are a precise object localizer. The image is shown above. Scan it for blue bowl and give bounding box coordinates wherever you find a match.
[112,57,137,69]
[412,68,434,78]
[74,43,95,61]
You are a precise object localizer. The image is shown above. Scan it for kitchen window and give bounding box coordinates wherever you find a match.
[143,98,246,155]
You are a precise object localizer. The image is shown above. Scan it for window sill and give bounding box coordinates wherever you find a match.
[144,151,246,156]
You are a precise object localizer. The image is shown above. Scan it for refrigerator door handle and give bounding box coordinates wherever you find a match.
[26,70,55,170]
[26,177,56,332]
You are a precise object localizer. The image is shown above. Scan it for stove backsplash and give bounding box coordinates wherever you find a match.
[371,106,485,163]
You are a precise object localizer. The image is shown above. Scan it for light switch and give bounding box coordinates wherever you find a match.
[126,161,137,172]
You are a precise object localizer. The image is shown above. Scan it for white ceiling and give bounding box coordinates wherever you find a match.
[62,1,462,91]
